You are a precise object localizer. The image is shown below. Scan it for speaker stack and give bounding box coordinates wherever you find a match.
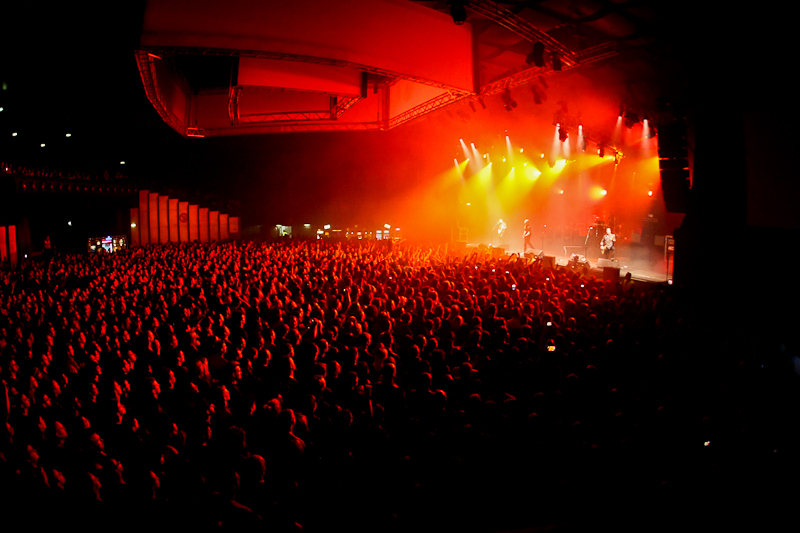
[657,116,690,213]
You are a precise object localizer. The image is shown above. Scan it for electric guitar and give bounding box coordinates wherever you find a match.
[497,222,507,238]
[600,234,615,253]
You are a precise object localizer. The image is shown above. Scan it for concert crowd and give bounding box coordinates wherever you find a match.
[0,240,794,531]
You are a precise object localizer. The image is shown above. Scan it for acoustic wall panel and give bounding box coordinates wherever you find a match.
[149,192,159,245]
[0,226,6,262]
[199,207,209,243]
[168,198,179,242]
[219,214,229,240]
[189,204,199,242]
[8,225,16,265]
[179,201,189,242]
[209,211,219,242]
[139,190,150,245]
[130,208,140,247]
[158,195,169,244]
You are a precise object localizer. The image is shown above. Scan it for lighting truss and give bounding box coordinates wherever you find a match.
[388,90,471,129]
[553,112,621,158]
[466,0,579,68]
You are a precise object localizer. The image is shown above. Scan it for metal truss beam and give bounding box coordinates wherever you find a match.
[138,46,467,94]
[239,110,333,123]
[200,122,385,135]
[479,41,617,97]
[553,112,621,157]
[332,95,363,119]
[467,0,578,66]
[228,85,243,125]
[388,90,472,129]
[135,51,186,134]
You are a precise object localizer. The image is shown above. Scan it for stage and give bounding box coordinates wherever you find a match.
[464,241,673,284]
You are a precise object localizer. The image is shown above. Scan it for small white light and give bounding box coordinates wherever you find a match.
[12,132,17,137]
[131,223,137,228]
[68,221,72,226]
[66,133,71,138]
[704,441,710,447]
[41,143,46,147]
[120,161,125,165]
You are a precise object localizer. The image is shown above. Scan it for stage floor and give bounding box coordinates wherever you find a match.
[465,243,673,284]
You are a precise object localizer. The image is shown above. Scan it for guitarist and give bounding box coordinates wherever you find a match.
[492,218,507,245]
[523,219,533,253]
[600,227,616,259]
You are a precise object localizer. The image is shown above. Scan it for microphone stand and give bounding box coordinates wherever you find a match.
[541,224,546,255]
[584,227,593,262]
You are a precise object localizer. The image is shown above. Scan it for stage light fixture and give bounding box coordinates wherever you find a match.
[531,84,545,105]
[601,189,607,196]
[65,133,71,137]
[624,110,639,129]
[449,1,467,25]
[551,52,562,71]
[648,190,653,197]
[501,88,517,111]
[12,132,17,137]
[41,143,45,147]
[526,41,545,67]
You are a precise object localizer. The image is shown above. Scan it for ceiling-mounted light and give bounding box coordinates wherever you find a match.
[449,1,467,25]
[551,51,562,72]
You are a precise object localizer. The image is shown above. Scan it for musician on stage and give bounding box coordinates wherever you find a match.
[600,227,616,259]
[493,218,507,245]
[523,219,532,252]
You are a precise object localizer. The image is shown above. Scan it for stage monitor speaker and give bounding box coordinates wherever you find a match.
[657,118,690,213]
[491,246,506,258]
[541,255,556,269]
[603,266,620,283]
[450,241,467,254]
[597,258,619,268]
[524,249,544,260]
